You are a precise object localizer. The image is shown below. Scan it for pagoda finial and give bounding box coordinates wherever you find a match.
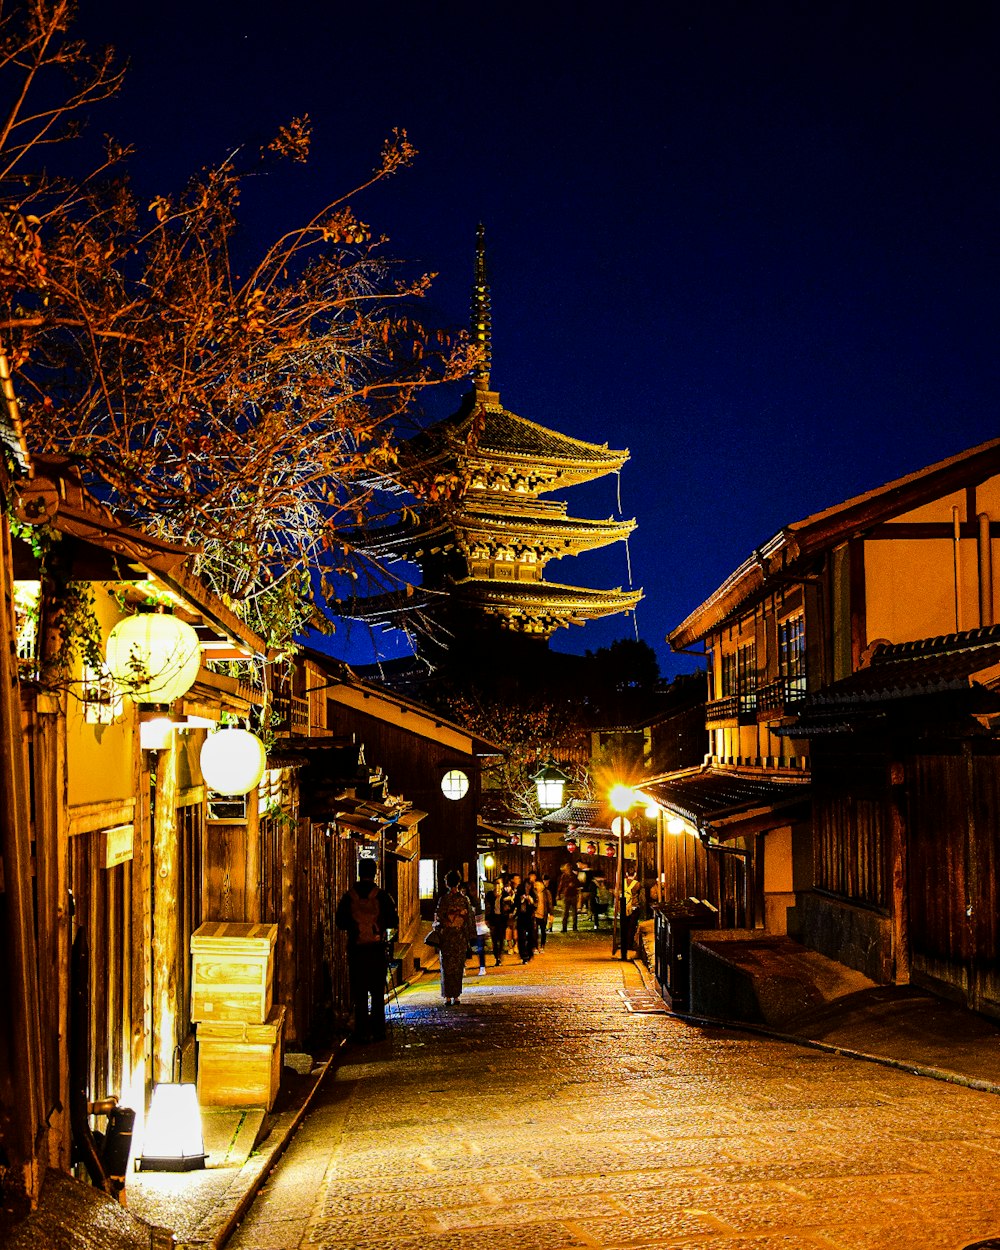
[471,222,492,393]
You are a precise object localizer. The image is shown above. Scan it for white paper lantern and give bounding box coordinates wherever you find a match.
[200,728,267,796]
[106,613,201,705]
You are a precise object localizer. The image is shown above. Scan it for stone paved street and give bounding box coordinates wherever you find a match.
[228,931,1000,1250]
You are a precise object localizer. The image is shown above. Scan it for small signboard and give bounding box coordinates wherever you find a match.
[100,823,134,869]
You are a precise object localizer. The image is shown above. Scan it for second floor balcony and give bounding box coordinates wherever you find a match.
[757,675,807,718]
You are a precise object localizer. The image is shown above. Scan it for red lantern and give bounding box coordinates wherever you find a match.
[566,840,577,854]
[510,834,520,846]
[605,844,615,857]
[585,841,597,856]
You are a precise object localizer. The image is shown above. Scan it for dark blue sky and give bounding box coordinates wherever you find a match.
[75,2,1000,676]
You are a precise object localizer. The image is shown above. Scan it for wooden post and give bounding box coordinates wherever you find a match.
[32,692,70,1170]
[889,759,910,985]
[0,498,45,1206]
[152,744,180,1082]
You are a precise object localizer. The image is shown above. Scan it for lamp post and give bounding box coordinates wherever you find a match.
[609,785,636,961]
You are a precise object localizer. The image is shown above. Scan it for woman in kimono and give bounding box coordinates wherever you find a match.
[435,869,476,1005]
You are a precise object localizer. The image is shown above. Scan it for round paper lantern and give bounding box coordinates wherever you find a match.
[200,728,266,796]
[106,613,201,705]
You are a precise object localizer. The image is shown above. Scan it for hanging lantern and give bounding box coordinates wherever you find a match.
[529,755,572,812]
[585,840,597,856]
[106,613,201,705]
[667,816,687,836]
[566,839,578,855]
[200,728,267,796]
[605,844,616,857]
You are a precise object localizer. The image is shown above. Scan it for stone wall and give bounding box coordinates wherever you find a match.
[798,890,892,984]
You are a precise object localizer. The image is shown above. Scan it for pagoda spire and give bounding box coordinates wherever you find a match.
[471,222,492,394]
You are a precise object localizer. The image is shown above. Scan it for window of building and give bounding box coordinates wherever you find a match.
[737,642,757,713]
[418,858,438,900]
[721,651,738,698]
[441,769,470,800]
[778,613,806,699]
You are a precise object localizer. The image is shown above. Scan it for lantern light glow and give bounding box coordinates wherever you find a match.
[530,756,572,812]
[105,613,201,705]
[138,1082,206,1172]
[200,728,267,796]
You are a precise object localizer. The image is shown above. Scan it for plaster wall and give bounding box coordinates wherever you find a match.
[864,537,979,642]
[66,588,133,809]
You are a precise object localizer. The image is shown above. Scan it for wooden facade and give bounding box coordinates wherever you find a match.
[658,436,1000,1017]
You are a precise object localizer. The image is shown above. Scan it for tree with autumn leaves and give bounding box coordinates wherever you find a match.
[0,0,475,648]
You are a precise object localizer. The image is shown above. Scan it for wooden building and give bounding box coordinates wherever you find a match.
[651,437,1000,1017]
[3,454,268,1205]
[281,650,501,912]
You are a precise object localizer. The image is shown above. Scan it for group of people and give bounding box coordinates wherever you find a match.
[336,856,648,1038]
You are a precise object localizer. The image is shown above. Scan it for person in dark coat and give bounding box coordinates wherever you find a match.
[335,856,399,1043]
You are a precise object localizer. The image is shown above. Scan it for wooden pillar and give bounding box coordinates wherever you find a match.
[33,692,70,1169]
[889,759,910,985]
[152,744,179,1082]
[0,503,45,1205]
[131,746,153,1113]
[244,794,261,922]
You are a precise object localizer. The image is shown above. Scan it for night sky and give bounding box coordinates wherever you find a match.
[72,2,1000,676]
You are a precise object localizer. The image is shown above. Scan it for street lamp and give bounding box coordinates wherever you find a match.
[609,784,638,961]
[531,756,572,812]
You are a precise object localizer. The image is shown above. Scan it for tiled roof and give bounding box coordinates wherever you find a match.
[808,625,1000,706]
[403,398,629,476]
[457,578,641,609]
[471,407,627,465]
[774,625,1000,736]
[642,767,810,828]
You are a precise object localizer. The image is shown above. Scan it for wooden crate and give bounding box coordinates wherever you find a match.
[190,921,277,1024]
[197,1004,285,1110]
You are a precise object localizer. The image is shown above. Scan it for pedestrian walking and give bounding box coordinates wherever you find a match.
[334,856,399,1044]
[435,869,476,1005]
[533,872,551,949]
[485,875,512,965]
[556,863,579,932]
[507,873,522,952]
[515,873,538,962]
[463,879,489,976]
[621,869,642,955]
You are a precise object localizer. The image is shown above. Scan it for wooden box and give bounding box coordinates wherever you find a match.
[197,1004,285,1110]
[190,921,277,1024]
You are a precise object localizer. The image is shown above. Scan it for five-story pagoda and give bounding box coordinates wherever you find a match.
[349,226,642,655]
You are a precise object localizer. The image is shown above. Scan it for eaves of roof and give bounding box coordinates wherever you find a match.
[17,456,268,659]
[642,766,810,834]
[299,645,506,757]
[669,437,1000,650]
[403,395,630,477]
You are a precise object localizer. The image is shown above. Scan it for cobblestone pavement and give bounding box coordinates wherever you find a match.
[227,930,1000,1250]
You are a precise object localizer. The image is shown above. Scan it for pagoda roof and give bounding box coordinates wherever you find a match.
[454,576,642,631]
[359,496,636,560]
[403,391,630,493]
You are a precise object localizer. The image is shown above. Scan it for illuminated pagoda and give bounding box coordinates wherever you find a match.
[348,225,641,650]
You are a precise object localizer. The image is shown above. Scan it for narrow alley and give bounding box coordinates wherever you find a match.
[226,933,1000,1250]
